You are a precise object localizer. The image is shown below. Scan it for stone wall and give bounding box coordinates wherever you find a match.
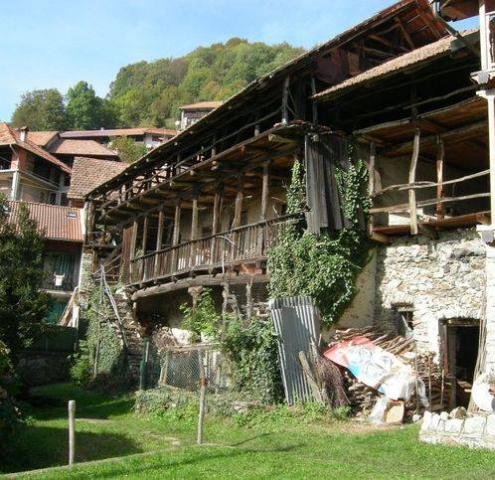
[375,228,485,355]
[421,410,495,449]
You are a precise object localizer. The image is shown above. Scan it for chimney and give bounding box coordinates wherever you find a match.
[19,126,28,142]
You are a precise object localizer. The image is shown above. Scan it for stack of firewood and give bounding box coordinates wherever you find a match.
[322,327,451,416]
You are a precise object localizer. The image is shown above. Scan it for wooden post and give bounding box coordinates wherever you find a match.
[130,219,138,258]
[233,175,244,228]
[154,208,165,278]
[311,75,318,125]
[190,190,200,270]
[68,400,76,466]
[171,201,181,274]
[486,93,495,222]
[436,136,445,221]
[197,350,208,445]
[368,142,376,236]
[140,214,149,280]
[260,162,270,221]
[172,202,181,246]
[210,185,223,264]
[282,75,290,124]
[409,129,420,235]
[139,337,150,391]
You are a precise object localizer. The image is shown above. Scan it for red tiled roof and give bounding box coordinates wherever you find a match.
[179,101,223,111]
[0,124,71,174]
[49,139,119,157]
[26,131,59,147]
[60,128,177,139]
[68,157,128,200]
[7,200,83,242]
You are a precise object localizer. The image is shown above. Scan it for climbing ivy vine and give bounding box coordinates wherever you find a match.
[267,141,370,327]
[71,287,125,387]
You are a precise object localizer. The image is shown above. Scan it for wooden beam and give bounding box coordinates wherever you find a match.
[282,75,290,124]
[233,175,244,228]
[172,202,181,246]
[154,208,165,277]
[260,161,270,221]
[191,194,199,241]
[409,130,420,235]
[211,185,223,236]
[436,136,445,220]
[368,143,376,236]
[130,219,138,259]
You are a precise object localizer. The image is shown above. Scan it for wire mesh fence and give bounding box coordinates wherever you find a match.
[144,342,230,393]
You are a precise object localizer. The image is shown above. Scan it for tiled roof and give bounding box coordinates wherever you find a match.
[7,200,83,242]
[49,139,119,157]
[0,124,71,174]
[60,128,177,139]
[26,131,59,147]
[68,157,128,200]
[179,101,223,111]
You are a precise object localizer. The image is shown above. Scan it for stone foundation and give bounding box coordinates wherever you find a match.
[421,410,495,449]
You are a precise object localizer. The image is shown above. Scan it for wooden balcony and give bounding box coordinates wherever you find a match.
[125,213,302,287]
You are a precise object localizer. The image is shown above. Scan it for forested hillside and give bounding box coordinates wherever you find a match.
[11,39,303,131]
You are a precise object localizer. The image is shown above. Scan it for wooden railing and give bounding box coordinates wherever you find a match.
[126,213,303,286]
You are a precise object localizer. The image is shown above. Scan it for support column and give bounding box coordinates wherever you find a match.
[130,219,138,281]
[190,189,200,271]
[140,214,149,281]
[436,136,445,221]
[408,129,420,235]
[210,184,223,264]
[154,208,165,278]
[233,175,244,228]
[260,162,270,221]
[171,201,181,274]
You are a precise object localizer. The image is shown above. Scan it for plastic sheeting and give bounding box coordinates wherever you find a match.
[324,335,428,405]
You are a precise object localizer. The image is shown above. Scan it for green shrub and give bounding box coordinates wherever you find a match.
[268,153,370,327]
[0,341,24,460]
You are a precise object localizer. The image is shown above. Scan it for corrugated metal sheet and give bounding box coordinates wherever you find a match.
[7,201,83,243]
[270,296,321,405]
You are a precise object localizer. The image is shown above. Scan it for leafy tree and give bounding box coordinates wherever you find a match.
[66,81,115,129]
[0,195,50,365]
[111,136,147,164]
[108,38,304,127]
[11,89,66,130]
[11,38,304,130]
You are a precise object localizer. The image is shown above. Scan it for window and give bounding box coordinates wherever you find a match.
[393,304,414,338]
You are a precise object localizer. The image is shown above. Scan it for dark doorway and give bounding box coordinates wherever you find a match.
[440,319,480,408]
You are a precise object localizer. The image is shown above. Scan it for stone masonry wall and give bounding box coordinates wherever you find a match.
[375,228,485,355]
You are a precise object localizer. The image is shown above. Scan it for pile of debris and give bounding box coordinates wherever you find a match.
[319,327,452,420]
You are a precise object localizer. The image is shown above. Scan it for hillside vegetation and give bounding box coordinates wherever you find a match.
[11,39,303,131]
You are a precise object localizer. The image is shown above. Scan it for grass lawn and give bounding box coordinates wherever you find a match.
[3,383,495,479]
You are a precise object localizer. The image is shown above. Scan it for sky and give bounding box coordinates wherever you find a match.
[0,0,477,122]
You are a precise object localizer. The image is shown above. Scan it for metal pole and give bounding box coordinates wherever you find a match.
[68,400,76,466]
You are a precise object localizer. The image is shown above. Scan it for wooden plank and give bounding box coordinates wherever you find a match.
[409,130,420,235]
[436,136,445,220]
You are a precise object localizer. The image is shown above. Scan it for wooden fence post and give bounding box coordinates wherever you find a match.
[68,400,76,466]
[197,350,208,445]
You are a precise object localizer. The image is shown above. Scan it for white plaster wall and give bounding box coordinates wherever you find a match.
[336,250,377,330]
